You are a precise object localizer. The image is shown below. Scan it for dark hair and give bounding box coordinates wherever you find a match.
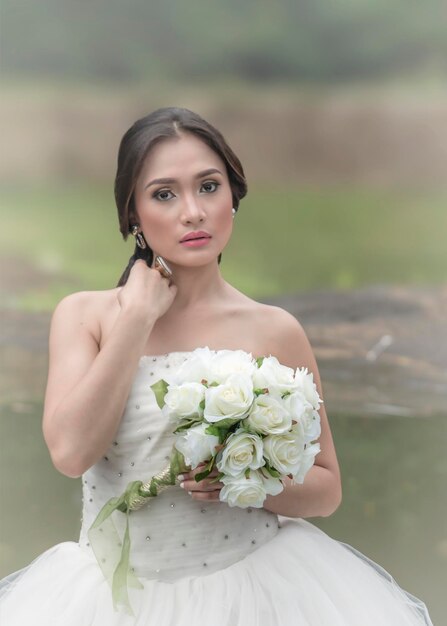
[115,107,247,286]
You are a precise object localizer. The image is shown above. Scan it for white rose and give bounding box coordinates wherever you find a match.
[170,347,214,384]
[174,423,220,469]
[259,471,285,497]
[162,382,206,419]
[282,390,306,419]
[246,395,292,435]
[208,349,256,384]
[219,470,267,508]
[204,373,254,423]
[291,442,321,484]
[253,356,298,396]
[216,429,264,476]
[303,409,322,443]
[294,367,323,410]
[283,392,321,443]
[263,422,306,475]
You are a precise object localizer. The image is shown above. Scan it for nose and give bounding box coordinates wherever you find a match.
[180,193,206,224]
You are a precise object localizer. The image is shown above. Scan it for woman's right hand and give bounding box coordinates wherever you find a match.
[117,259,177,322]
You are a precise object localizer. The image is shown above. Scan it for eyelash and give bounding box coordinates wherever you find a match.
[152,180,220,201]
[201,180,220,194]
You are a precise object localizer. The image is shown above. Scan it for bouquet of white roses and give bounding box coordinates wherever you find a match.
[89,347,322,612]
[153,347,322,509]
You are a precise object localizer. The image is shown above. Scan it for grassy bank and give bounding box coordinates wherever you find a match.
[1,182,446,310]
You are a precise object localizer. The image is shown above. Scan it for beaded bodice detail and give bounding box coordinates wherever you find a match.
[79,352,279,582]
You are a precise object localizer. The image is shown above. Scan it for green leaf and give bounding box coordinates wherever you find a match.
[205,423,232,443]
[204,424,221,437]
[206,417,238,429]
[267,466,281,478]
[239,424,254,436]
[206,454,218,471]
[244,467,251,478]
[263,460,281,478]
[209,470,225,484]
[220,430,229,444]
[173,415,202,433]
[195,468,212,482]
[150,379,169,409]
[256,357,265,368]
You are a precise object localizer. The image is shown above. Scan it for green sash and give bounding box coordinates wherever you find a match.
[88,448,188,614]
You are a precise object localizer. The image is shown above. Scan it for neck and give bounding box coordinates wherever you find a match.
[167,260,227,310]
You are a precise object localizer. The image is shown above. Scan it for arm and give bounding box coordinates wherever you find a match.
[262,308,342,519]
[42,261,177,478]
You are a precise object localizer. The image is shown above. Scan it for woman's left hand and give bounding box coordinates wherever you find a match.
[178,464,223,502]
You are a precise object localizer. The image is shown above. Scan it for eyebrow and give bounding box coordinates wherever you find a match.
[144,168,223,190]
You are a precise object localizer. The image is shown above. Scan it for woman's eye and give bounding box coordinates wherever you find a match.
[154,189,175,201]
[201,180,220,193]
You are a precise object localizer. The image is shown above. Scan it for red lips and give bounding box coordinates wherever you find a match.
[180,230,212,242]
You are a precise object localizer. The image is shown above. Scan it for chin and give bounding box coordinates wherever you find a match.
[171,249,225,268]
[176,256,221,268]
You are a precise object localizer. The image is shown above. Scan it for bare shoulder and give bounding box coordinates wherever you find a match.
[255,302,302,331]
[257,303,310,359]
[233,294,312,368]
[52,288,118,317]
[51,288,120,343]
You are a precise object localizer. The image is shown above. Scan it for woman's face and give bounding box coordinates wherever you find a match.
[132,132,234,268]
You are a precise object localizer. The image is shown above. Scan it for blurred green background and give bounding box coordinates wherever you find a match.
[1,1,446,622]
[1,1,447,309]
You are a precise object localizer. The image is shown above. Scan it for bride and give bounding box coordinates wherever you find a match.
[0,107,433,624]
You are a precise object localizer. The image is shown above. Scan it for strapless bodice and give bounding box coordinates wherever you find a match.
[79,352,279,581]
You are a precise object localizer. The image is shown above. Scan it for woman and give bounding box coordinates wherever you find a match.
[0,107,433,624]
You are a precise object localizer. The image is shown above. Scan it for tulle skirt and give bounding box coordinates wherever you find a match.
[0,518,433,625]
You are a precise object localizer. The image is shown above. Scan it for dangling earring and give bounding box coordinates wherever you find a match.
[232,208,236,218]
[131,224,147,249]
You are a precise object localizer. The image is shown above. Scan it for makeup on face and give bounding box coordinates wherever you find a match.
[134,134,234,264]
[179,230,212,247]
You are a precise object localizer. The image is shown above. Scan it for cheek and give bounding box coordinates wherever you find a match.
[216,208,233,229]
[215,191,234,228]
[139,211,172,249]
[215,209,234,246]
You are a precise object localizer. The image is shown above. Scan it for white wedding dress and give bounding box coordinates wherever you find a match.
[0,351,434,625]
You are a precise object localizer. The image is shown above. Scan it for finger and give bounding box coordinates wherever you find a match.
[180,475,219,489]
[181,478,223,492]
[153,265,170,283]
[179,463,213,482]
[190,491,221,502]
[186,464,207,477]
[183,467,220,483]
[207,467,220,476]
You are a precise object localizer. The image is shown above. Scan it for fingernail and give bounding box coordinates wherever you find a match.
[177,474,185,481]
[179,482,185,489]
[187,491,192,496]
